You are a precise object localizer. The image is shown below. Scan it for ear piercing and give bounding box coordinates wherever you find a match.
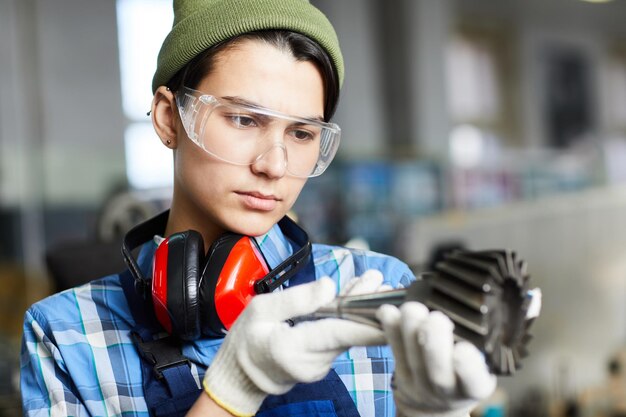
[166,139,172,145]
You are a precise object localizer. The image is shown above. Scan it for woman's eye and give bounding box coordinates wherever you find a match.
[230,115,257,128]
[290,129,315,142]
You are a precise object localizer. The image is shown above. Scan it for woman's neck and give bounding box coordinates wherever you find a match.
[165,190,224,253]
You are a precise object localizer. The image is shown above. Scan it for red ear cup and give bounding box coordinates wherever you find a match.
[199,234,270,337]
[152,230,204,340]
[152,239,172,333]
[151,230,270,339]
[124,210,311,340]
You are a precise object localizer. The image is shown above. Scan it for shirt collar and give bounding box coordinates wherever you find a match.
[253,221,295,270]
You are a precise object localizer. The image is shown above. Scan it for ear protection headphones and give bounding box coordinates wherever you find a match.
[122,210,312,340]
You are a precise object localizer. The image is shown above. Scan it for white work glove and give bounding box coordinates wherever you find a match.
[376,302,497,417]
[340,268,393,297]
[203,274,386,417]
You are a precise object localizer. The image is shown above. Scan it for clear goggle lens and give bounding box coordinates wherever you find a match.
[176,87,341,178]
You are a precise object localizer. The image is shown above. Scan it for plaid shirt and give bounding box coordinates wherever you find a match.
[21,223,414,417]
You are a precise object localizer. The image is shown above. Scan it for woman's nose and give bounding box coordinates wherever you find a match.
[251,142,288,178]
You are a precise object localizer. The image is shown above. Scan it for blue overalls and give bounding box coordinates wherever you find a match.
[120,255,361,417]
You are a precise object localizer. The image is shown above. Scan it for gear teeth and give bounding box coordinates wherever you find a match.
[491,344,501,369]
[428,275,488,312]
[505,347,516,375]
[428,249,538,375]
[518,344,530,358]
[435,262,495,290]
[499,345,508,374]
[522,333,533,345]
[513,347,522,368]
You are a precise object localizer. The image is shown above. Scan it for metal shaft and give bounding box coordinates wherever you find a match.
[303,280,431,327]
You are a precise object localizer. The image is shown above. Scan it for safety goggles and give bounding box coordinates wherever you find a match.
[175,86,341,178]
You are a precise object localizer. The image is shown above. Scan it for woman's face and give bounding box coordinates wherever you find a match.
[171,39,325,241]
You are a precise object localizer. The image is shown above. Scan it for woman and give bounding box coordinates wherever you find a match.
[21,0,496,416]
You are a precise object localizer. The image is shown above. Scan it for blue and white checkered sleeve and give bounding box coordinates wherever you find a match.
[21,307,90,416]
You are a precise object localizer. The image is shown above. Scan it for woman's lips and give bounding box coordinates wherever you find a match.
[237,191,279,211]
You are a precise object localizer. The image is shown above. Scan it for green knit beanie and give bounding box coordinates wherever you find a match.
[152,0,344,93]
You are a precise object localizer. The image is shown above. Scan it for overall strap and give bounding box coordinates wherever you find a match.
[259,369,361,417]
[120,269,201,417]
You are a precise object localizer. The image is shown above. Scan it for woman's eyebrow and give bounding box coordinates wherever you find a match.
[221,95,262,108]
[221,95,325,123]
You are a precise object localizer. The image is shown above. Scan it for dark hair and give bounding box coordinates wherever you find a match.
[167,30,340,121]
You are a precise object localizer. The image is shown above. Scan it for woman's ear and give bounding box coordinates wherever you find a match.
[151,86,178,148]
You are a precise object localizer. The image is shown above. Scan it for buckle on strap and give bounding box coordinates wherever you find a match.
[131,332,191,380]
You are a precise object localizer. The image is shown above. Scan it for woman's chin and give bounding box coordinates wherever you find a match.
[225,214,283,237]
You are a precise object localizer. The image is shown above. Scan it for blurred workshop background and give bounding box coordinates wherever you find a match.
[1,0,626,416]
